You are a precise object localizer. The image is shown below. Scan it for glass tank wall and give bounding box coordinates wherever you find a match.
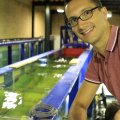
[0,40,45,68]
[0,46,8,67]
[12,45,20,63]
[24,43,30,59]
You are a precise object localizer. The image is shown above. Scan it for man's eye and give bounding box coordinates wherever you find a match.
[70,17,77,22]
[83,10,91,15]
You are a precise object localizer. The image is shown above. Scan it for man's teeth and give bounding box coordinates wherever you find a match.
[81,27,94,35]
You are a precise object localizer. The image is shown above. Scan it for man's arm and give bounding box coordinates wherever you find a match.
[68,80,100,120]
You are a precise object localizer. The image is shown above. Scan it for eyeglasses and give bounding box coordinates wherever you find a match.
[67,6,100,27]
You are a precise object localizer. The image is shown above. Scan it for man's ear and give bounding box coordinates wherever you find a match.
[101,7,108,19]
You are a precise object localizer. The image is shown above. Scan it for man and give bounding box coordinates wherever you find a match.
[105,102,120,120]
[65,0,120,120]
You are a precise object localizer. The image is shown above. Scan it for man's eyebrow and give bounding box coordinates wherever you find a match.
[67,7,93,20]
[80,7,93,13]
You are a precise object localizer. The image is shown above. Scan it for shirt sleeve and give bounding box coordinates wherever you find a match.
[85,56,101,84]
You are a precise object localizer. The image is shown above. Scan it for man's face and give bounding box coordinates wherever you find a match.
[65,0,108,45]
[114,110,120,120]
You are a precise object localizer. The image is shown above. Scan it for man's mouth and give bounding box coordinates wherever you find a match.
[80,26,95,35]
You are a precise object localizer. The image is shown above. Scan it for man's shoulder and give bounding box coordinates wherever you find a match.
[117,26,120,41]
[118,27,120,35]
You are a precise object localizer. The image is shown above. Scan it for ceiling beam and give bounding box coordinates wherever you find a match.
[32,1,64,6]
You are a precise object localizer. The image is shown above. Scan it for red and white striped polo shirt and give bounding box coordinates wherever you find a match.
[85,25,120,102]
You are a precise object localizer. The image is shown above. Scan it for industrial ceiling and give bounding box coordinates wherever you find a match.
[17,0,120,14]
[32,0,120,14]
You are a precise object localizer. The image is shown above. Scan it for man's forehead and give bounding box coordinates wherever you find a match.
[65,0,94,14]
[66,0,93,9]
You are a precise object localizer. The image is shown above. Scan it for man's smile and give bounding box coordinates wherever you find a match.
[80,25,95,35]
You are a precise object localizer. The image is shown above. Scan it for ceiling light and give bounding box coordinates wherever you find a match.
[107,11,112,18]
[57,9,64,13]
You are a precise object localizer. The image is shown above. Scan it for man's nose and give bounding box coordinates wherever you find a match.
[77,18,84,28]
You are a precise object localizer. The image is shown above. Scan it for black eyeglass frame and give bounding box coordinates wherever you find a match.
[67,6,101,27]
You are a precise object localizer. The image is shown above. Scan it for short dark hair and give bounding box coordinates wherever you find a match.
[65,0,102,7]
[65,0,71,4]
[105,102,120,120]
[92,0,102,7]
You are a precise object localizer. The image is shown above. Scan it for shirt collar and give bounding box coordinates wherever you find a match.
[106,25,119,52]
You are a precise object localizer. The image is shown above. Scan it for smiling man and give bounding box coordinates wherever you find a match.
[65,0,120,120]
